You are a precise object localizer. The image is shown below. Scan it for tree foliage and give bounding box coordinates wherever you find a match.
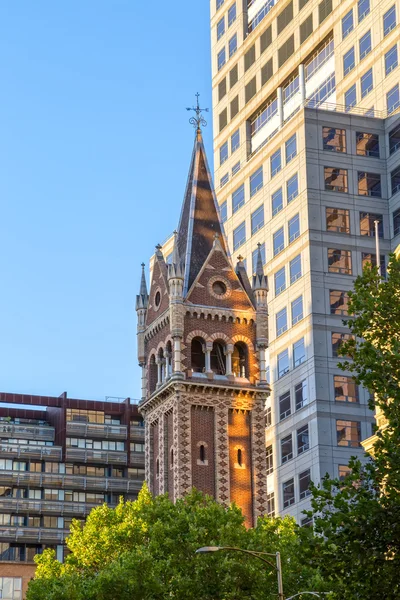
[27,484,326,600]
[303,254,400,599]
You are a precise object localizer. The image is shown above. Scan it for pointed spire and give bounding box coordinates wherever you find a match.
[176,127,227,295]
[168,231,184,281]
[236,255,255,306]
[140,263,148,296]
[136,263,149,310]
[253,243,269,291]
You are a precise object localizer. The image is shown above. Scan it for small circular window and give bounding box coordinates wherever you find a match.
[155,291,161,307]
[212,281,227,296]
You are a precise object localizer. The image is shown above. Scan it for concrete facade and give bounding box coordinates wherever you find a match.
[210,0,400,520]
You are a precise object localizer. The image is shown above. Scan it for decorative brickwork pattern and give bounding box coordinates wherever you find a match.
[251,396,269,521]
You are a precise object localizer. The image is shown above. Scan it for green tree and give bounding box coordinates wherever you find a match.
[27,484,325,600]
[303,253,400,599]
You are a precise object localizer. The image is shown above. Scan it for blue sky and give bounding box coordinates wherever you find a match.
[0,1,213,401]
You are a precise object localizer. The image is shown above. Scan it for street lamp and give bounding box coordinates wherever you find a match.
[196,546,330,600]
[196,546,284,600]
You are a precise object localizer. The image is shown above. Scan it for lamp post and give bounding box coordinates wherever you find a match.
[196,546,284,600]
[196,546,331,600]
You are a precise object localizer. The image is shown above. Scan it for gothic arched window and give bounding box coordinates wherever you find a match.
[232,342,248,378]
[191,337,205,373]
[210,341,226,375]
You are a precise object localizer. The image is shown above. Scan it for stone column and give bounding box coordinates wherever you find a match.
[205,341,214,379]
[165,351,171,378]
[258,346,267,385]
[173,337,182,374]
[156,358,162,388]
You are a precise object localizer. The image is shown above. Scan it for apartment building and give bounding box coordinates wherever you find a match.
[210,0,400,521]
[0,392,144,598]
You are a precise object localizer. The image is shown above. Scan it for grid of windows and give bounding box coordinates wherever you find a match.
[293,338,305,367]
[332,332,353,357]
[337,420,361,447]
[392,166,400,195]
[233,222,246,251]
[228,3,236,26]
[285,134,297,162]
[393,208,400,235]
[383,5,396,36]
[330,290,350,315]
[220,173,229,188]
[276,308,288,338]
[220,142,228,166]
[232,184,245,213]
[344,85,357,110]
[283,478,295,508]
[360,212,383,236]
[231,129,240,153]
[295,380,307,410]
[266,446,273,475]
[219,201,227,223]
[250,167,263,196]
[281,434,293,463]
[251,205,264,235]
[217,17,225,41]
[229,34,237,57]
[217,48,226,71]
[358,172,381,197]
[324,167,348,192]
[334,375,359,402]
[271,149,282,177]
[342,10,354,38]
[275,267,286,295]
[290,254,302,283]
[279,391,291,420]
[291,296,303,324]
[358,0,370,22]
[287,173,299,202]
[343,47,355,75]
[297,424,310,454]
[360,68,373,98]
[326,207,350,233]
[288,213,300,243]
[387,84,400,113]
[359,30,372,59]
[323,127,346,152]
[299,469,311,500]
[278,349,290,378]
[273,227,285,255]
[356,132,379,157]
[272,187,283,216]
[385,45,398,76]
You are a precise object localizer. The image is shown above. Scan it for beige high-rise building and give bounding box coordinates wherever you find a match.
[209,0,400,521]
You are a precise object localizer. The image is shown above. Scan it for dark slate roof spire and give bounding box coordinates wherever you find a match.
[177,106,227,295]
[136,263,149,310]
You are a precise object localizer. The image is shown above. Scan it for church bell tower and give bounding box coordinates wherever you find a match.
[136,107,270,526]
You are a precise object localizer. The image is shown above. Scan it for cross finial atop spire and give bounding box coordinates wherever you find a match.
[186,93,209,137]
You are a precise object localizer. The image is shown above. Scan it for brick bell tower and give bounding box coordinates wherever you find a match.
[136,118,270,526]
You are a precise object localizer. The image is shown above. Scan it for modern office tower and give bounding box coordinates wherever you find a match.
[0,392,144,598]
[137,126,269,526]
[210,0,400,521]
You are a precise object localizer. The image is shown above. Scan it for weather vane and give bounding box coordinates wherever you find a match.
[186,92,209,131]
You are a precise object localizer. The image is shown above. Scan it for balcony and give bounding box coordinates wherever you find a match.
[0,526,69,544]
[130,425,145,441]
[130,452,145,466]
[65,448,127,465]
[66,421,127,440]
[0,443,62,461]
[0,498,113,516]
[0,470,144,492]
[0,422,55,442]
